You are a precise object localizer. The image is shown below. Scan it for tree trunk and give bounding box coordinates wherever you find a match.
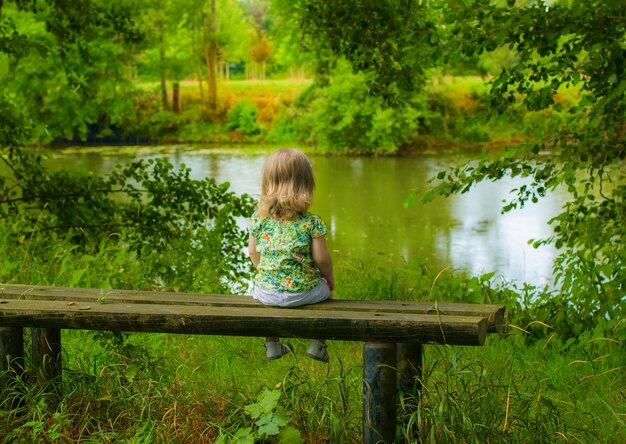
[191,19,205,105]
[203,0,218,111]
[158,1,168,110]
[172,82,181,114]
[160,72,168,110]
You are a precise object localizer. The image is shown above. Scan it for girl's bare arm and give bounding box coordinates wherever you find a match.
[312,235,334,291]
[248,234,261,268]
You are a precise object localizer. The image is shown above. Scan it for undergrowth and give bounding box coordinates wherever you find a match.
[0,239,624,443]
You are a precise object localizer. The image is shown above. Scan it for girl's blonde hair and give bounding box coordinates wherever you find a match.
[258,148,315,220]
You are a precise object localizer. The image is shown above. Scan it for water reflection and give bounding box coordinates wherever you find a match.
[53,147,567,287]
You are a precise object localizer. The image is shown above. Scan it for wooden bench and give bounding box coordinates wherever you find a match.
[0,284,506,444]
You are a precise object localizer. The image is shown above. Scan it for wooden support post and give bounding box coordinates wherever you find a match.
[32,328,62,383]
[0,327,25,379]
[363,342,397,444]
[397,342,422,399]
[397,342,423,441]
[1,327,25,407]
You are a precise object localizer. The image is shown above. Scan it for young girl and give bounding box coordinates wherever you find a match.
[248,148,334,362]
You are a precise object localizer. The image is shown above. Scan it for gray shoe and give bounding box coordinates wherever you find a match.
[266,342,291,361]
[306,340,329,363]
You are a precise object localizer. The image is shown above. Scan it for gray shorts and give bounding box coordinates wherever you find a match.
[253,280,331,308]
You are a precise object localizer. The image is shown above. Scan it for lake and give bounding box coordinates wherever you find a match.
[52,145,568,287]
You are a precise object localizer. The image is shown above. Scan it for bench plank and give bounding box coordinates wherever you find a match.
[0,299,488,345]
[0,284,506,333]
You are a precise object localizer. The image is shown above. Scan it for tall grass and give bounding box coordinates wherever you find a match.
[1,236,624,443]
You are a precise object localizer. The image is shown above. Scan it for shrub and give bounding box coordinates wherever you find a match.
[298,63,427,153]
[226,99,263,136]
[0,151,256,293]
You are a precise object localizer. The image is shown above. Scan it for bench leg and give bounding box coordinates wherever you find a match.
[397,342,422,399]
[32,328,62,384]
[397,342,423,441]
[1,327,25,407]
[0,327,24,377]
[363,342,397,444]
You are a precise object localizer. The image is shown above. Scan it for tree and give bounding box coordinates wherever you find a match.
[272,0,441,103]
[167,0,250,110]
[283,0,624,338]
[138,0,197,113]
[0,0,142,143]
[409,0,625,339]
[244,0,272,80]
[0,0,255,292]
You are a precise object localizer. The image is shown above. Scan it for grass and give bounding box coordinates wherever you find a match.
[139,78,311,110]
[1,255,624,443]
[0,229,623,442]
[2,330,623,443]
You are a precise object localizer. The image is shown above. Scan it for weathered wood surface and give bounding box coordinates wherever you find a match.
[0,327,24,376]
[363,343,397,444]
[0,284,506,333]
[32,328,62,381]
[0,299,489,345]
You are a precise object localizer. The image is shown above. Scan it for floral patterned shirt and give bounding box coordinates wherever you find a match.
[249,210,328,293]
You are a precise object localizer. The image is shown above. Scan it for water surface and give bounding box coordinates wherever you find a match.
[53,146,567,287]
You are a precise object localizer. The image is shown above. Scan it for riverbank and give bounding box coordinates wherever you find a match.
[40,76,548,153]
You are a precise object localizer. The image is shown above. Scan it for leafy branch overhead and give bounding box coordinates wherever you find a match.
[408,0,625,337]
[286,0,441,103]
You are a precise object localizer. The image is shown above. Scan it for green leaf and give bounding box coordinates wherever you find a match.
[232,428,254,444]
[279,427,303,444]
[480,271,496,281]
[70,269,85,286]
[244,389,281,419]
[125,364,139,381]
[257,420,281,437]
[403,193,416,208]
[420,190,436,204]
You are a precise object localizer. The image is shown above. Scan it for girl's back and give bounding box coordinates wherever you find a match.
[249,210,327,293]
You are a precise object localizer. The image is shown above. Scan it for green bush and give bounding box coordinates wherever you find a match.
[297,62,428,153]
[226,99,263,136]
[0,151,255,293]
[424,90,491,142]
[265,106,303,144]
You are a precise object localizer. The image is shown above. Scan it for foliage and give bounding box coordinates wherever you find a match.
[226,99,263,136]
[216,389,301,444]
[274,62,431,153]
[423,88,491,143]
[0,93,32,147]
[0,0,260,143]
[275,0,441,104]
[405,0,626,341]
[0,0,256,293]
[138,0,252,80]
[0,151,255,292]
[0,0,143,143]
